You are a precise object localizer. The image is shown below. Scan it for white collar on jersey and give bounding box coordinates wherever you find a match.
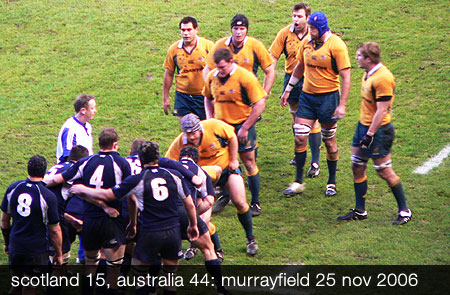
[225,36,249,46]
[366,63,383,79]
[178,36,199,48]
[307,31,332,44]
[213,63,238,77]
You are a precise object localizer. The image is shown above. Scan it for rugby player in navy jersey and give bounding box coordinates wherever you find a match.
[70,141,201,295]
[179,147,224,263]
[46,127,131,295]
[1,155,62,295]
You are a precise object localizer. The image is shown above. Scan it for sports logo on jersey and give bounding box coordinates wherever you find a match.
[188,60,194,64]
[230,89,235,94]
[243,58,250,63]
[312,55,317,60]
[220,91,225,95]
[199,57,205,61]
[320,55,327,60]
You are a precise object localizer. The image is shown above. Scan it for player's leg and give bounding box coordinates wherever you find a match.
[337,146,369,221]
[103,244,126,290]
[373,154,412,225]
[321,121,339,197]
[307,120,322,177]
[226,173,258,256]
[284,116,315,196]
[239,149,261,216]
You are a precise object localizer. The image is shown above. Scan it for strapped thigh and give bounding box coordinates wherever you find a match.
[293,123,311,137]
[373,159,392,171]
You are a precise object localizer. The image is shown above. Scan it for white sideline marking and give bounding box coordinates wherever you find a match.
[413,144,450,174]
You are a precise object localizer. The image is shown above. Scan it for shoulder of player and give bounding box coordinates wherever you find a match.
[246,36,268,48]
[198,36,214,46]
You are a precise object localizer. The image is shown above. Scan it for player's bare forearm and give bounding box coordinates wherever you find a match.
[204,97,215,119]
[43,173,65,187]
[202,65,211,81]
[242,99,266,131]
[368,100,390,135]
[228,135,240,169]
[339,68,351,107]
[163,69,174,115]
[263,63,276,95]
[70,185,115,201]
[49,224,63,264]
[182,195,198,227]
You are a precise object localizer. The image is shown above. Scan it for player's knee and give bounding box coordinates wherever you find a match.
[326,149,339,161]
[208,222,216,236]
[321,126,337,140]
[236,202,250,214]
[132,264,148,276]
[85,252,101,265]
[244,165,259,177]
[351,155,368,167]
[106,256,124,268]
[373,160,392,172]
[293,123,311,138]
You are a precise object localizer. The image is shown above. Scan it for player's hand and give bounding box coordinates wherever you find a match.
[360,133,374,149]
[280,91,290,107]
[71,219,83,232]
[187,225,199,241]
[191,175,203,188]
[237,126,249,145]
[228,159,240,171]
[332,104,346,120]
[126,223,137,240]
[53,253,63,266]
[163,98,171,115]
[104,207,120,218]
[69,184,85,195]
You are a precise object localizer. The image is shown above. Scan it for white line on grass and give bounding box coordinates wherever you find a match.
[413,144,450,174]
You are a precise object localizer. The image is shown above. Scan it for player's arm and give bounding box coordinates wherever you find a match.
[181,195,199,241]
[237,99,266,145]
[202,64,212,81]
[204,96,214,119]
[1,211,11,254]
[48,224,63,265]
[126,194,139,239]
[159,157,201,187]
[43,173,65,187]
[64,212,83,232]
[228,134,240,171]
[262,62,276,96]
[281,60,304,106]
[163,69,175,115]
[70,185,116,202]
[334,67,351,119]
[361,99,391,149]
[197,195,214,215]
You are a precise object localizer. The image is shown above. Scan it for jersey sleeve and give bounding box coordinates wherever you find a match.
[59,127,76,162]
[269,29,286,59]
[242,71,268,104]
[159,157,196,180]
[373,75,395,100]
[213,119,237,141]
[62,158,84,182]
[165,133,184,160]
[331,37,351,71]
[112,174,142,200]
[254,39,274,70]
[45,191,60,225]
[163,43,177,72]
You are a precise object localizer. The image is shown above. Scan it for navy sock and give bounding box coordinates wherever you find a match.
[205,259,226,292]
[354,179,368,211]
[210,232,222,251]
[247,173,260,204]
[391,182,409,211]
[309,132,321,164]
[295,151,307,183]
[237,209,254,238]
[327,159,337,184]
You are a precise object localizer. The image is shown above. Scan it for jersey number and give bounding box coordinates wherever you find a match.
[89,165,105,189]
[151,178,169,201]
[17,193,32,217]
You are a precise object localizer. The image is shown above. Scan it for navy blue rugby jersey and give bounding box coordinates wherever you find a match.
[1,179,59,255]
[62,151,131,218]
[46,161,74,221]
[179,158,215,206]
[112,166,191,232]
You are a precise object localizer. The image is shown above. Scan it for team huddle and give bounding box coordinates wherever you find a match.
[1,2,412,295]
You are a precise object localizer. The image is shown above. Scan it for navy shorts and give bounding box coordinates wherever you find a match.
[216,167,242,187]
[9,253,49,276]
[353,121,395,158]
[177,205,209,240]
[81,216,126,251]
[134,227,183,264]
[283,73,304,106]
[233,122,258,153]
[296,90,339,124]
[173,91,206,119]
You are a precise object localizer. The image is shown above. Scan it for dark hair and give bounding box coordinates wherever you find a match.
[293,3,311,17]
[73,94,95,113]
[68,145,89,161]
[213,48,233,64]
[179,146,199,163]
[130,138,146,154]
[358,42,381,64]
[179,16,198,29]
[28,155,47,178]
[98,127,119,149]
[138,141,160,165]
